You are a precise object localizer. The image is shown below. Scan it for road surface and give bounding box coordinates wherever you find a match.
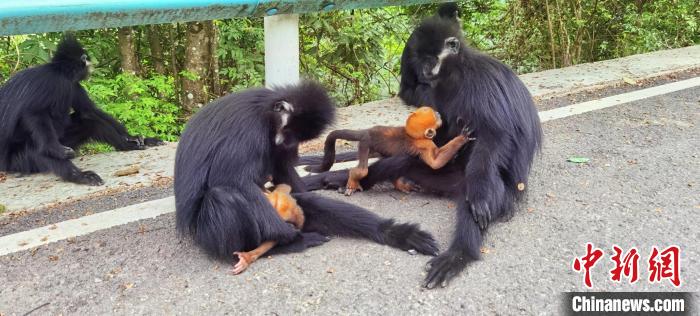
[0,79,698,315]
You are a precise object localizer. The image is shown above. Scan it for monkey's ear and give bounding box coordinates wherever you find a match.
[424,128,436,139]
[456,116,466,128]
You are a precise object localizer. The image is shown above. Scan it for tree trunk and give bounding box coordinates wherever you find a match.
[205,22,222,97]
[146,25,166,74]
[117,27,141,76]
[181,21,211,113]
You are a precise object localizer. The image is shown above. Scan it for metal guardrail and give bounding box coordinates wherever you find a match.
[1,0,445,86]
[0,0,441,36]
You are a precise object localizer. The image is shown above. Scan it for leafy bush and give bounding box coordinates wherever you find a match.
[84,73,183,142]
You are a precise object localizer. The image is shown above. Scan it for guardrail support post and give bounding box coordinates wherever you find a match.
[264,14,300,87]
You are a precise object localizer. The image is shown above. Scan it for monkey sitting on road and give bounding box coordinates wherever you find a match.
[306,106,474,195]
[232,184,305,274]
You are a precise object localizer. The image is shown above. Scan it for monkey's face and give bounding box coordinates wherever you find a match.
[272,81,336,143]
[422,36,460,80]
[270,100,295,145]
[80,53,94,78]
[412,18,464,82]
[405,106,442,139]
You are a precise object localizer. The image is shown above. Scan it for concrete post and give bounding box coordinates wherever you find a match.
[264,14,300,87]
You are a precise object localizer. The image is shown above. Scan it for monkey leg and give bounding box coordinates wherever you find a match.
[306,129,368,173]
[232,240,277,275]
[345,138,371,196]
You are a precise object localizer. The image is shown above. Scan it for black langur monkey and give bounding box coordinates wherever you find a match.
[302,5,543,288]
[296,2,462,167]
[174,81,439,265]
[398,2,460,107]
[0,35,163,185]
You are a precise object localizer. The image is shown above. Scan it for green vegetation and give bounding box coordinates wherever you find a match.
[1,0,697,148]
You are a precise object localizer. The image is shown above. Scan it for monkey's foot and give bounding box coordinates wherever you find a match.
[65,170,104,186]
[344,185,362,196]
[232,252,254,275]
[393,177,420,193]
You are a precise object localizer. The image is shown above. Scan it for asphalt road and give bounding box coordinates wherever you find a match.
[1,86,698,315]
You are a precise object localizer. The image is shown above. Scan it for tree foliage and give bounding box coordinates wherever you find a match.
[0,0,697,145]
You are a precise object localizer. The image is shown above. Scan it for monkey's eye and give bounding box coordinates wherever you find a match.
[273,101,294,113]
[446,38,459,49]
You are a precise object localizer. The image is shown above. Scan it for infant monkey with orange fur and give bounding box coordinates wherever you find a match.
[232,184,305,274]
[307,106,474,195]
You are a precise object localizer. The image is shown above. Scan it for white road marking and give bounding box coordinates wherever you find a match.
[1,77,698,256]
[538,76,700,122]
[0,197,174,256]
[0,160,360,256]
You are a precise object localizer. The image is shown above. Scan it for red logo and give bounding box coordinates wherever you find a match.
[573,244,681,288]
[648,245,681,287]
[610,245,640,284]
[573,243,604,288]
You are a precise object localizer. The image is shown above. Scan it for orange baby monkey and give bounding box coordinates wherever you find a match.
[232,184,304,274]
[306,106,474,195]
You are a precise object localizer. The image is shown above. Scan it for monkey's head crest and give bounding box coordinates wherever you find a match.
[52,34,91,81]
[273,81,336,142]
[405,106,442,139]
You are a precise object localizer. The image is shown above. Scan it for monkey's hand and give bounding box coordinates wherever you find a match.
[424,250,469,289]
[460,126,476,142]
[143,137,165,146]
[124,136,146,150]
[232,252,253,275]
[470,200,492,230]
[46,145,76,160]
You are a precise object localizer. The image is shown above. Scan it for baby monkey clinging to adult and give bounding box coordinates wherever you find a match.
[232,184,305,275]
[306,106,474,196]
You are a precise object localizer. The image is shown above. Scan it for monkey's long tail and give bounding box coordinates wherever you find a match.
[296,151,358,166]
[292,192,439,256]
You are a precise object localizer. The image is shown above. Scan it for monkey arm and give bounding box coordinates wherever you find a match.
[23,114,73,159]
[72,85,130,136]
[419,135,468,169]
[71,85,162,150]
[232,241,277,274]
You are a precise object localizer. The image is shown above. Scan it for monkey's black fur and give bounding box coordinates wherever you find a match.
[303,5,542,288]
[174,81,439,262]
[398,2,461,107]
[0,36,162,185]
